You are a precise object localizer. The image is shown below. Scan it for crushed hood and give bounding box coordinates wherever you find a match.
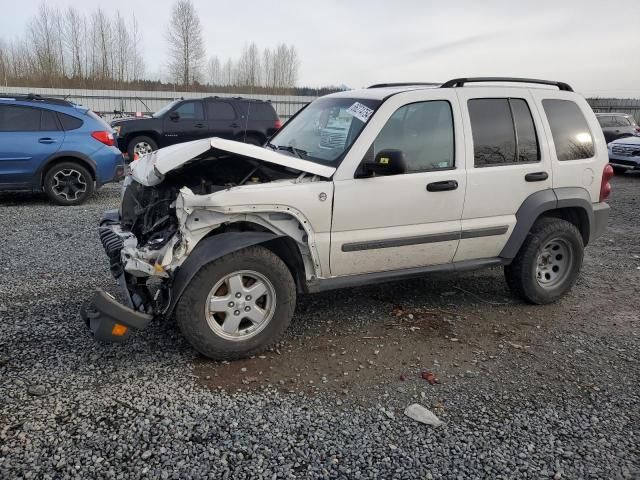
[130,137,336,186]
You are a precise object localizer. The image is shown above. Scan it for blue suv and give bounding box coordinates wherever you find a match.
[0,94,125,205]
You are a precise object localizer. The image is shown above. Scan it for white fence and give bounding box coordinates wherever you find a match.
[1,86,316,122]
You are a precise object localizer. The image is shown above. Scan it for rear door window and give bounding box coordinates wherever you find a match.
[468,98,539,166]
[615,116,631,126]
[0,105,41,131]
[597,116,616,128]
[40,109,60,131]
[206,101,236,121]
[542,99,594,161]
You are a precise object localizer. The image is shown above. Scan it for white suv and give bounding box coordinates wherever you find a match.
[84,77,612,360]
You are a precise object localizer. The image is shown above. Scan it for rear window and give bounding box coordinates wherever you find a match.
[58,113,83,131]
[206,101,236,121]
[0,105,41,131]
[542,99,594,161]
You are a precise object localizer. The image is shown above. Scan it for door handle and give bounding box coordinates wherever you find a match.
[525,171,548,182]
[230,123,241,128]
[194,123,205,128]
[427,180,458,192]
[38,137,56,144]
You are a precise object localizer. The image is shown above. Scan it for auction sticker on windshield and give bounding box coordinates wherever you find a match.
[346,102,374,123]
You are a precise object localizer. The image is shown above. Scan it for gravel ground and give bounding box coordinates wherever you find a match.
[1,177,639,479]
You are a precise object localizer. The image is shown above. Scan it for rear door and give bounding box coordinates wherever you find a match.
[454,88,552,261]
[596,115,617,142]
[205,100,239,139]
[0,105,64,187]
[162,100,208,144]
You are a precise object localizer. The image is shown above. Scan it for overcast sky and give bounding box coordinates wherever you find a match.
[2,0,639,96]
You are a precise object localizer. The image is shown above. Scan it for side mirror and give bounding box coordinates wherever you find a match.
[169,111,180,121]
[359,149,407,177]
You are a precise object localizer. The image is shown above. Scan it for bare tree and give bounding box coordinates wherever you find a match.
[236,42,261,87]
[130,14,145,81]
[28,2,63,84]
[206,55,221,86]
[166,0,206,86]
[113,11,129,85]
[91,8,113,81]
[65,7,85,79]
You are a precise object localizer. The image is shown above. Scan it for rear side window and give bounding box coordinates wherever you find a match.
[248,103,276,121]
[58,113,83,131]
[468,98,540,166]
[40,109,59,131]
[542,99,594,161]
[597,116,616,127]
[174,101,204,120]
[0,105,41,131]
[206,101,236,120]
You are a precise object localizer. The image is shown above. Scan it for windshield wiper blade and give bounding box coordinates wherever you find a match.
[277,145,307,159]
[265,142,277,150]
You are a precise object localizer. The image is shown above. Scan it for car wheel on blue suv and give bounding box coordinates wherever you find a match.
[43,162,94,206]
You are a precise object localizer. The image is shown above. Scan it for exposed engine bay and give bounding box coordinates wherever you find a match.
[120,153,300,251]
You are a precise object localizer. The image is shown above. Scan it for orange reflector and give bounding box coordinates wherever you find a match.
[153,263,165,274]
[111,323,129,336]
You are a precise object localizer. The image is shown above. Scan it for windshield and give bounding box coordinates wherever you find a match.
[153,100,180,118]
[269,97,381,165]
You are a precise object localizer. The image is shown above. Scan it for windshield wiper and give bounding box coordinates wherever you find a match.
[267,143,307,159]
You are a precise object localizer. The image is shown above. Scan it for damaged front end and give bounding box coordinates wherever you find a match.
[84,138,333,342]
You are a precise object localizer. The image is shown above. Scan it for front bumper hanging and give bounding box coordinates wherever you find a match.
[82,290,153,343]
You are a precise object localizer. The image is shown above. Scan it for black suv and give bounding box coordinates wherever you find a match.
[111,97,281,159]
[596,112,640,143]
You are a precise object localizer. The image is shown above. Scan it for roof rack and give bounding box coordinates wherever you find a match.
[368,82,440,89]
[440,77,573,92]
[0,93,74,106]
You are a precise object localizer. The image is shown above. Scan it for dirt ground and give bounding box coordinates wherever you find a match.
[196,173,640,408]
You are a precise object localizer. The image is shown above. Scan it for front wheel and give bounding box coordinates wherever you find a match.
[504,217,584,304]
[127,135,157,160]
[175,246,296,360]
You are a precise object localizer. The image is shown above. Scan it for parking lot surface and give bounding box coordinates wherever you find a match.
[1,176,638,479]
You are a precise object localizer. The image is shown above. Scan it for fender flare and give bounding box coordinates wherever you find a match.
[36,151,98,186]
[164,231,281,317]
[499,187,595,259]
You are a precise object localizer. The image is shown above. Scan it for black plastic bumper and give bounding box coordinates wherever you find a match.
[82,290,153,343]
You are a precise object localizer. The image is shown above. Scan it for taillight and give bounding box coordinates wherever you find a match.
[600,164,614,202]
[91,131,115,146]
[274,118,282,130]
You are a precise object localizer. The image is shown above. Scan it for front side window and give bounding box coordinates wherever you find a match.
[542,99,594,161]
[0,105,41,132]
[269,97,381,165]
[468,98,540,167]
[174,101,204,120]
[372,100,454,172]
[615,116,631,126]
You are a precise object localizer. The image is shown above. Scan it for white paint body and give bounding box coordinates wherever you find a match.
[121,84,608,284]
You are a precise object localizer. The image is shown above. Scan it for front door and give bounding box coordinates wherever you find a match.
[330,93,466,277]
[0,105,64,187]
[162,100,208,146]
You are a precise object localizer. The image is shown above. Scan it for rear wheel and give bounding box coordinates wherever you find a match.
[504,217,584,304]
[127,135,157,160]
[43,161,94,206]
[176,246,296,360]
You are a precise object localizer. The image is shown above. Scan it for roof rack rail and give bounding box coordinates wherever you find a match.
[368,82,440,89]
[0,93,74,106]
[440,77,573,92]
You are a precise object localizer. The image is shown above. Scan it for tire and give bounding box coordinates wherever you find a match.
[504,217,584,304]
[242,134,264,146]
[127,135,157,160]
[612,165,628,175]
[43,161,94,206]
[175,245,296,360]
